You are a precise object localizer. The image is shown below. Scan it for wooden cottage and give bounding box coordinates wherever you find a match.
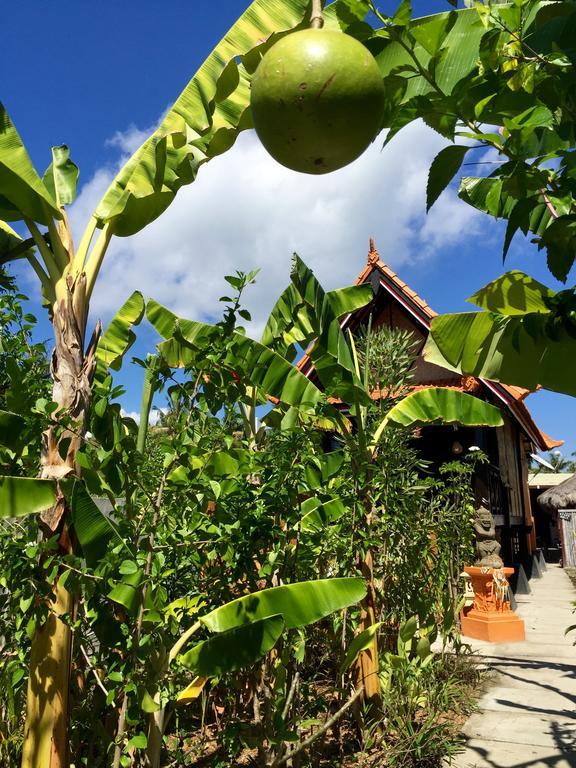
[298,241,562,570]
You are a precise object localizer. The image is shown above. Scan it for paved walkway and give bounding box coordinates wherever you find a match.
[455,564,576,768]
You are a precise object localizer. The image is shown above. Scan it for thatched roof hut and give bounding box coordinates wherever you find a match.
[538,473,576,511]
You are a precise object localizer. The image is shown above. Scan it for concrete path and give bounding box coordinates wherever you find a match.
[454,564,576,768]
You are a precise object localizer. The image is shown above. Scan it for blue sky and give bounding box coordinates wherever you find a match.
[3,1,575,458]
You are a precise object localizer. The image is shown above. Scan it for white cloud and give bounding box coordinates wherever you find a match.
[105,123,156,155]
[120,407,166,426]
[120,409,141,424]
[70,121,480,338]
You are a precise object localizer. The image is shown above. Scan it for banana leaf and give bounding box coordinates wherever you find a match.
[300,496,347,532]
[0,220,35,265]
[422,269,576,396]
[95,291,145,383]
[0,476,57,518]
[93,0,315,237]
[468,271,554,315]
[179,615,285,677]
[0,103,60,225]
[425,310,576,396]
[147,299,324,409]
[68,481,127,568]
[42,145,79,208]
[261,255,371,403]
[201,577,366,633]
[372,387,503,446]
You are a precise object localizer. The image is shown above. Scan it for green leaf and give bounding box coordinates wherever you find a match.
[140,690,161,713]
[459,177,512,220]
[119,560,139,576]
[325,284,373,319]
[334,0,370,29]
[0,220,35,265]
[301,497,347,532]
[0,103,60,224]
[468,271,553,315]
[339,622,382,673]
[108,569,144,615]
[126,733,148,750]
[136,355,158,455]
[376,388,503,437]
[399,615,418,643]
[179,615,284,677]
[416,636,431,660]
[425,309,576,397]
[410,10,457,56]
[261,255,369,403]
[95,291,145,382]
[42,145,79,207]
[69,482,127,568]
[93,0,313,237]
[0,409,26,450]
[539,214,576,283]
[392,0,412,27]
[0,476,56,518]
[426,145,469,212]
[147,299,324,409]
[375,8,485,106]
[201,578,366,633]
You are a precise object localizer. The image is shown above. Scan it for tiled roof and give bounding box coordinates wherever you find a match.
[358,241,563,452]
[298,240,562,452]
[357,240,437,323]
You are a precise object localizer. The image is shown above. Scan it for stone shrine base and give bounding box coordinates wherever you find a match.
[461,608,525,643]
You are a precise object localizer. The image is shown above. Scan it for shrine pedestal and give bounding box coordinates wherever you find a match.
[461,566,525,643]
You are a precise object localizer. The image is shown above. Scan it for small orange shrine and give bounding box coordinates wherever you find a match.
[462,567,525,643]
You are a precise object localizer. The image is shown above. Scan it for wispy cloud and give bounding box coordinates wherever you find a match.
[70,121,480,337]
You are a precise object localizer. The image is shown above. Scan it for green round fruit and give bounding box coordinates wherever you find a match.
[250,29,385,175]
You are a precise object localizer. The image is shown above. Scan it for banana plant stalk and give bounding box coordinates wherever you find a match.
[345,327,381,711]
[18,161,106,768]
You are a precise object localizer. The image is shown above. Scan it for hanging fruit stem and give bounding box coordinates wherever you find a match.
[310,0,324,29]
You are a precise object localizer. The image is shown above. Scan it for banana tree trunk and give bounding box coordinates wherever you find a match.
[356,549,381,708]
[21,275,98,768]
[21,576,74,768]
[146,709,165,768]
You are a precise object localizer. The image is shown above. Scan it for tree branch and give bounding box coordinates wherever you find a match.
[275,686,364,767]
[79,644,110,699]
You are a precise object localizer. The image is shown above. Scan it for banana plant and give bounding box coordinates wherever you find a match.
[150,254,503,715]
[0,2,335,763]
[424,270,576,397]
[145,577,366,768]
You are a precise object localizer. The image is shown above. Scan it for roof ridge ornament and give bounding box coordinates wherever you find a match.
[367,238,380,265]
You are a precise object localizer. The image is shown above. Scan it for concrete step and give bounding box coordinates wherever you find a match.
[485,666,576,697]
[462,710,576,749]
[477,685,576,718]
[473,641,576,659]
[456,738,576,768]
